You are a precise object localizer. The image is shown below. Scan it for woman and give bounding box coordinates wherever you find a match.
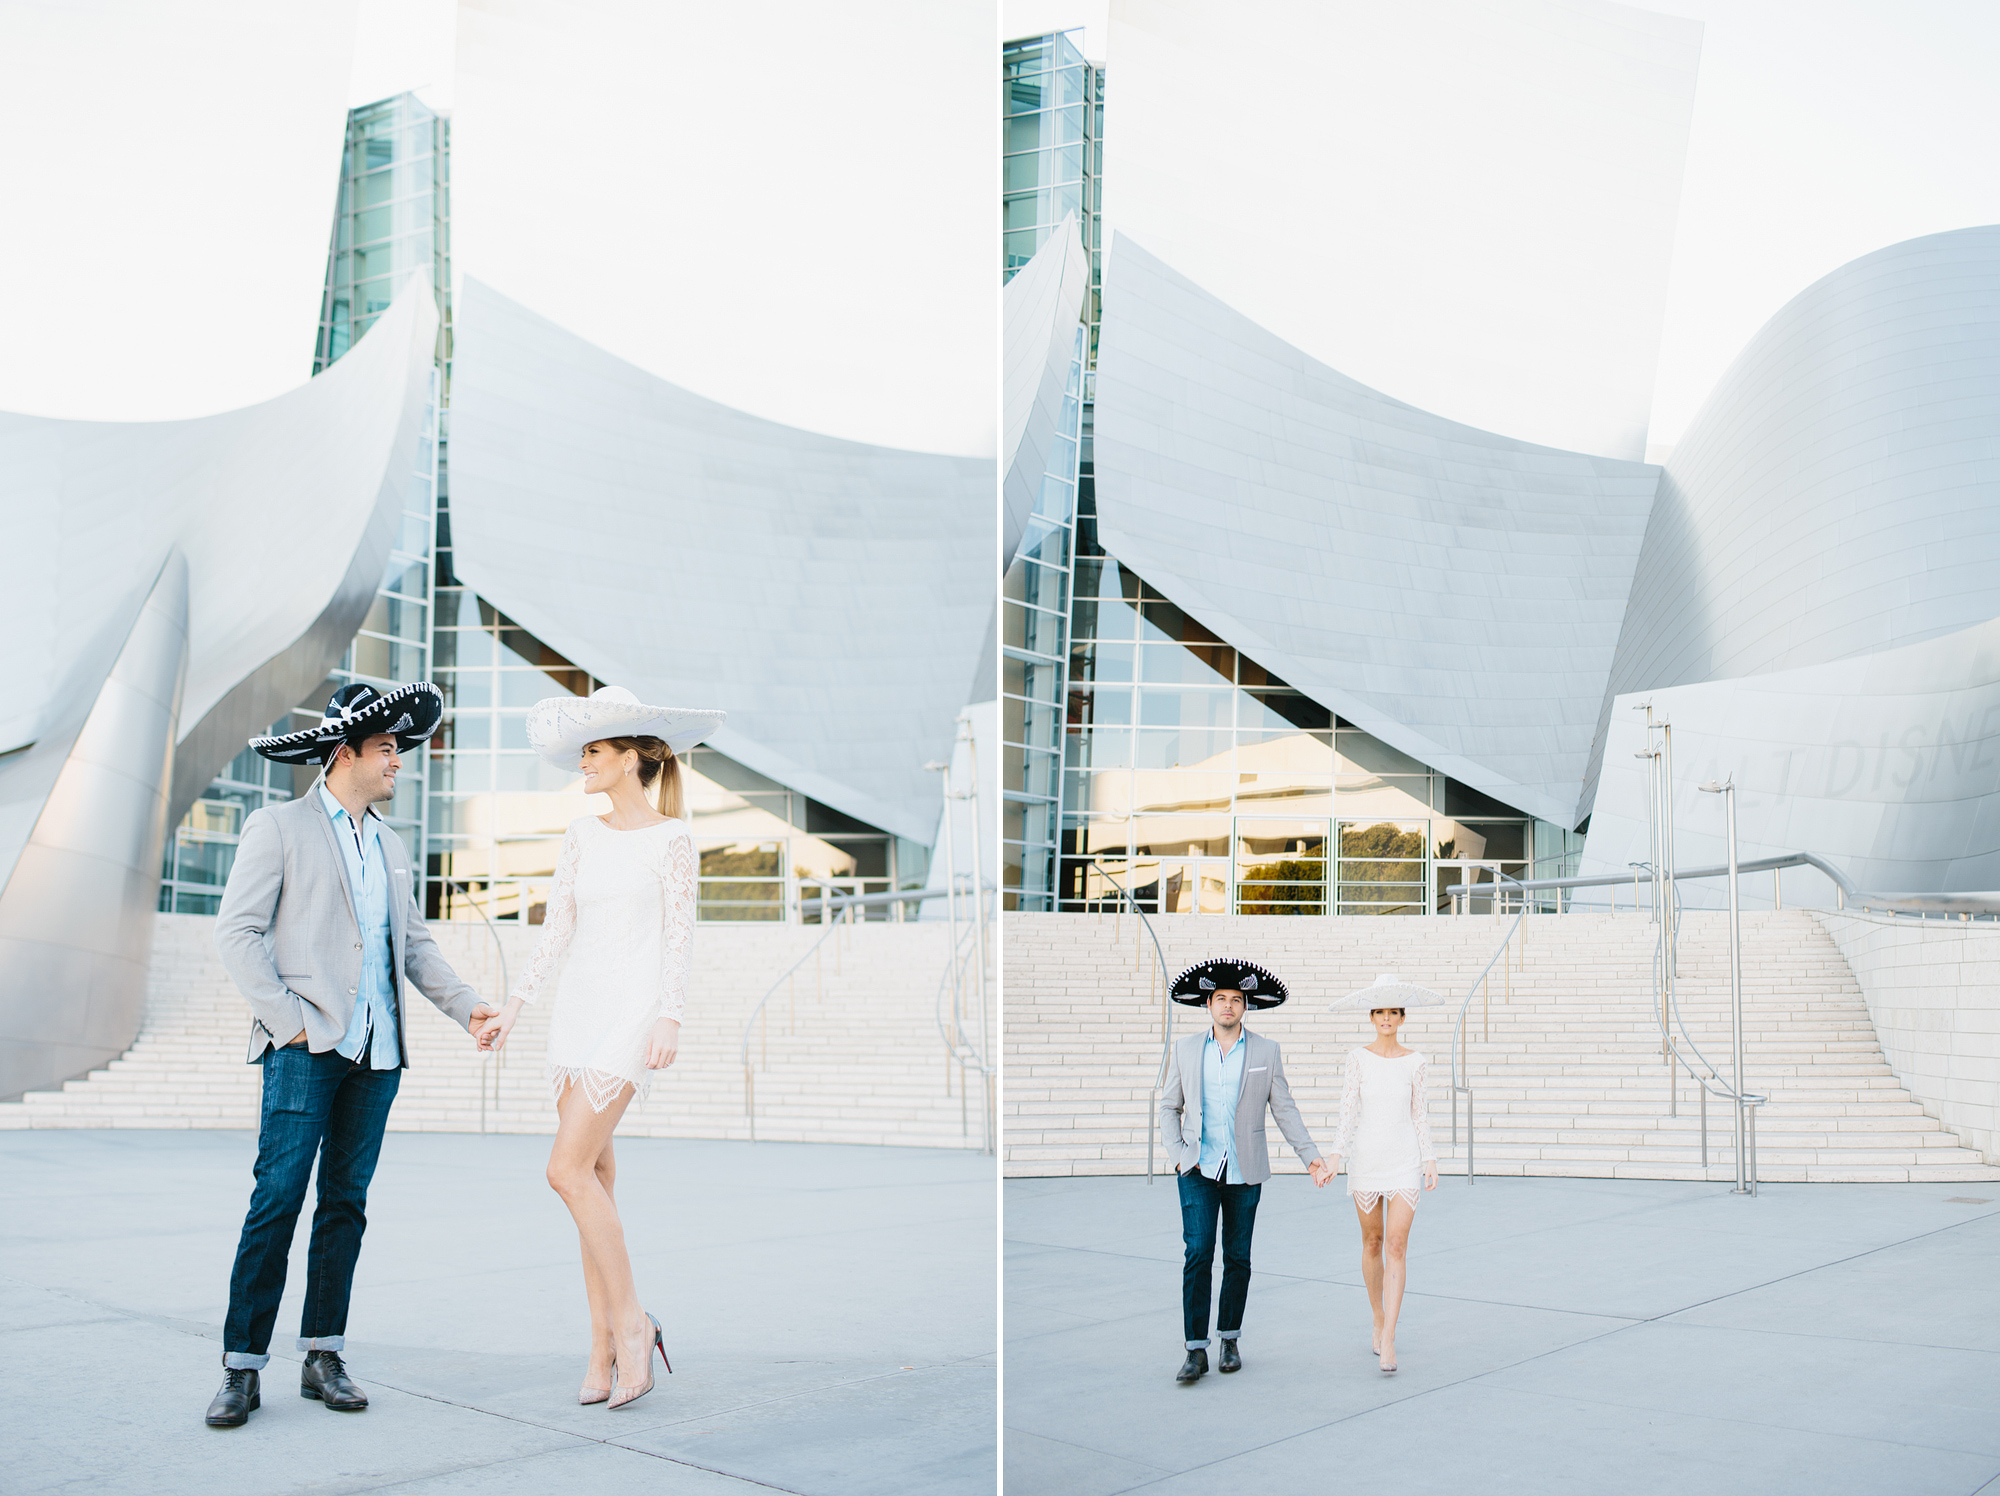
[477,685,724,1408]
[1320,973,1443,1373]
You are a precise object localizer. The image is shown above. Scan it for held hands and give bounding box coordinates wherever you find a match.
[1309,1156,1339,1188]
[1423,1161,1439,1192]
[474,999,522,1053]
[644,1017,680,1070]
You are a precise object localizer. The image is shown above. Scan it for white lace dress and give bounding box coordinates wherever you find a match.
[1334,1047,1437,1211]
[511,815,697,1112]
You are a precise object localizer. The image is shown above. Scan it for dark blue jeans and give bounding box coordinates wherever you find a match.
[1178,1169,1262,1349]
[221,1044,400,1369]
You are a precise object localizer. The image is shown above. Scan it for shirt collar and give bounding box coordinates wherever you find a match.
[317,781,380,834]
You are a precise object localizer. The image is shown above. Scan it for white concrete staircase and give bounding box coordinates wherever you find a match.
[1004,909,2000,1184]
[0,913,990,1150]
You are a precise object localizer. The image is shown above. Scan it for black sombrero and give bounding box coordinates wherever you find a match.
[248,682,445,765]
[1169,957,1288,1009]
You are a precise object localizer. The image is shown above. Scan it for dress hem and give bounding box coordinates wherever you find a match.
[548,1065,651,1113]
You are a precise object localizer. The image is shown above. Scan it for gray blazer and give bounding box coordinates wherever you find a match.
[1158,1028,1322,1185]
[216,790,483,1064]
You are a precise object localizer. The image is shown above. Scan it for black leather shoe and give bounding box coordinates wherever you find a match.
[1176,1348,1208,1384]
[205,1367,260,1427]
[1219,1340,1242,1373]
[301,1350,369,1410]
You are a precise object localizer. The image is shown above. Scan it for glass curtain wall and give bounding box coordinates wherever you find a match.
[1003,31,1102,367]
[160,94,447,912]
[1002,30,1101,911]
[1001,323,1086,911]
[1058,504,1545,915]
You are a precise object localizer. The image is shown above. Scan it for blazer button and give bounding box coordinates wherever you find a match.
[349,987,358,995]
[354,942,362,950]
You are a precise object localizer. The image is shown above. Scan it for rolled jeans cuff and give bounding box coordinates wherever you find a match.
[297,1335,345,1352]
[1218,1329,1240,1340]
[223,1351,269,1370]
[1186,1339,1209,1350]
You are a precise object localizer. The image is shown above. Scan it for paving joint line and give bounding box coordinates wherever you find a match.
[1015,1207,2000,1488]
[4,1271,969,1494]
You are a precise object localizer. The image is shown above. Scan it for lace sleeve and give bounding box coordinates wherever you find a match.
[1335,1049,1361,1158]
[511,824,581,1005]
[657,825,696,1022]
[1411,1054,1437,1164]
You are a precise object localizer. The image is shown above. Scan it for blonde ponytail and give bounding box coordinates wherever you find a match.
[607,735,683,820]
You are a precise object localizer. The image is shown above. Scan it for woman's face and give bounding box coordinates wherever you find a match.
[579,740,637,793]
[1370,1007,1405,1039]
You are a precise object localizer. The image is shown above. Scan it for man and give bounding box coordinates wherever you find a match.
[203,683,497,1428]
[1158,957,1330,1384]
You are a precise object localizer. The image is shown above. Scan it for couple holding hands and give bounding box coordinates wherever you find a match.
[201,679,721,1428]
[1159,959,1443,1382]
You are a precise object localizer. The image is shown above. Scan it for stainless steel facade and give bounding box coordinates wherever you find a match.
[0,282,438,1098]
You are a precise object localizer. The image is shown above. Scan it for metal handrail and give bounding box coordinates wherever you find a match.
[1082,859,1178,1182]
[1451,849,2000,918]
[438,878,510,1136]
[1446,873,1530,1185]
[933,892,997,1151]
[739,881,977,1141]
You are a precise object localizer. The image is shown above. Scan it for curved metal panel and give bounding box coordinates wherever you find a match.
[0,282,438,1098]
[1093,235,1661,827]
[447,278,993,844]
[0,553,187,1100]
[1101,0,1700,459]
[1583,617,2000,906]
[1588,226,2000,813]
[1003,216,1091,569]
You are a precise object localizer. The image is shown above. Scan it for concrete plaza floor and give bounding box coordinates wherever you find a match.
[1006,1174,2000,1495]
[0,1131,995,1495]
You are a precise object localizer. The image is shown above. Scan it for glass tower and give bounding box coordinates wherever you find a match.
[1000,32,1100,912]
[999,34,1583,916]
[159,94,445,913]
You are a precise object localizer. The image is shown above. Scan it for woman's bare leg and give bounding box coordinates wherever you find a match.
[546,1080,648,1398]
[555,1081,621,1390]
[1354,1196,1385,1349]
[1379,1194,1416,1362]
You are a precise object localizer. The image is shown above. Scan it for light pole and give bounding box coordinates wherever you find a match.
[1698,777,1750,1194]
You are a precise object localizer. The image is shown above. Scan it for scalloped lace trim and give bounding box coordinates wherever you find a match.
[549,1066,648,1114]
[1350,1188,1421,1213]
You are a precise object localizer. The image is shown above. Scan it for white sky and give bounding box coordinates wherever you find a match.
[1003,0,2000,458]
[0,0,357,420]
[0,0,996,458]
[451,0,996,457]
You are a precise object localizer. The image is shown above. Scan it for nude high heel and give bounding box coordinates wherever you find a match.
[579,1355,614,1405]
[607,1312,670,1409]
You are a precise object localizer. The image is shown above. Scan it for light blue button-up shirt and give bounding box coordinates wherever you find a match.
[1197,1031,1247,1183]
[319,783,398,1069]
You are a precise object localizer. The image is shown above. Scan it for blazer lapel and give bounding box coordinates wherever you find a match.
[1184,1034,1205,1144]
[310,792,364,933]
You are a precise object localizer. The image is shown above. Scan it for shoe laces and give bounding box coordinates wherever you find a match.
[311,1350,347,1376]
[223,1367,255,1390]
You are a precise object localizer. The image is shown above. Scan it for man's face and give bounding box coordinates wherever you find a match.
[332,734,401,804]
[1208,989,1247,1028]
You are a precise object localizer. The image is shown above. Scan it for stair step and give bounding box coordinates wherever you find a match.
[1004,909,1997,1181]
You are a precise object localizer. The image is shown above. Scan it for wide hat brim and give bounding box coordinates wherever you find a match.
[1169,957,1288,1008]
[249,682,445,764]
[1330,974,1449,1011]
[526,688,725,769]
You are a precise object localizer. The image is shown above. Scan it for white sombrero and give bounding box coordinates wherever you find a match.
[526,686,726,769]
[1330,973,1448,1011]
